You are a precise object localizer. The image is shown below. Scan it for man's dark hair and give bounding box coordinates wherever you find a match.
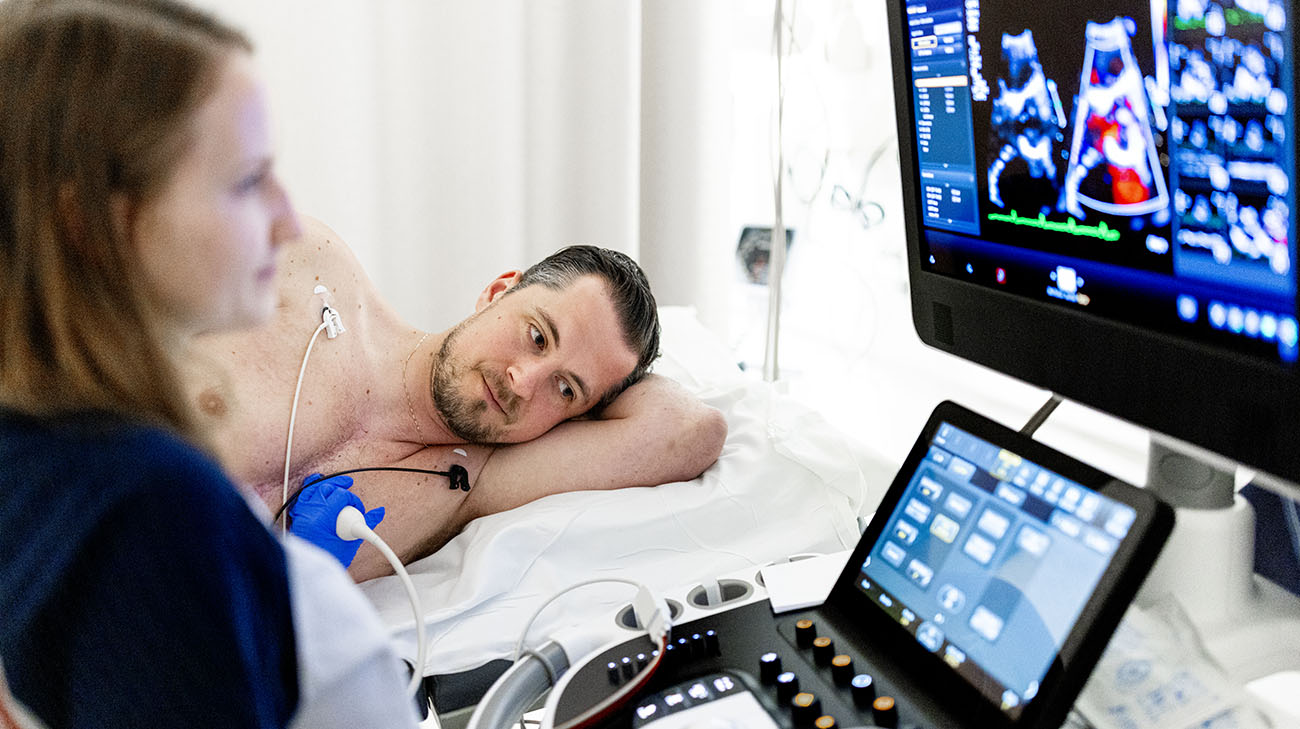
[514,245,660,410]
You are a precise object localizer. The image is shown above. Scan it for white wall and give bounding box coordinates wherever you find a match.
[199,0,648,331]
[191,0,895,341]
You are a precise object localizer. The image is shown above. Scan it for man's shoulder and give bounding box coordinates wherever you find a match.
[237,215,403,348]
[184,216,405,488]
[278,216,364,285]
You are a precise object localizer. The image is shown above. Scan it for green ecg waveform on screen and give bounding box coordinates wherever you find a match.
[987,210,1122,242]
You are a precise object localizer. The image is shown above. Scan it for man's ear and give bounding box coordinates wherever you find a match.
[475,270,523,312]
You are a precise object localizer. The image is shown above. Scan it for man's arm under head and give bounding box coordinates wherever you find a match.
[461,374,727,521]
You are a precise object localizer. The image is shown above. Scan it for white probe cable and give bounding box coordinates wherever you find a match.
[282,320,330,535]
[281,305,427,699]
[336,506,429,697]
[511,579,671,729]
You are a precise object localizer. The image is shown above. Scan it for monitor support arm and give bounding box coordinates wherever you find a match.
[1138,436,1300,684]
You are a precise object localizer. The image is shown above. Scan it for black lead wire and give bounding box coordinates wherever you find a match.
[1020,393,1063,438]
[273,464,470,525]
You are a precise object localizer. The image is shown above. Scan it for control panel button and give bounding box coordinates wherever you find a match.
[775,671,799,702]
[872,695,899,728]
[630,672,777,729]
[829,654,854,686]
[705,629,720,655]
[795,619,816,648]
[661,688,688,714]
[813,716,837,729]
[688,633,708,660]
[811,637,835,666]
[759,652,783,683]
[790,692,822,727]
[850,674,875,707]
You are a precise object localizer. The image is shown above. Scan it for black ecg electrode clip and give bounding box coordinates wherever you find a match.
[449,464,471,492]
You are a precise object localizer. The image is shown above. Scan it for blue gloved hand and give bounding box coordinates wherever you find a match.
[288,474,385,568]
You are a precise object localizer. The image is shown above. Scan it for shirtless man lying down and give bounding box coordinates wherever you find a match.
[184,217,727,581]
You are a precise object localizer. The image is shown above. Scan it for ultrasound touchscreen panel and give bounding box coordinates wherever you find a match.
[855,421,1138,719]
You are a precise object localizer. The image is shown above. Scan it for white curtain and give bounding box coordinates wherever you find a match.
[197,0,734,335]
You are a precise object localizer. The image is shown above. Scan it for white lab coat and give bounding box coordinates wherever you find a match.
[282,535,422,729]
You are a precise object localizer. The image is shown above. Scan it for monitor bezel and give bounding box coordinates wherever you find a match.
[825,400,1174,729]
[884,0,1300,486]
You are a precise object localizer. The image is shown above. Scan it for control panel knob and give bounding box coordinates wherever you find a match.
[759,652,783,683]
[775,671,800,702]
[794,619,816,648]
[690,633,707,658]
[830,654,854,686]
[872,695,899,728]
[790,692,822,727]
[811,637,835,666]
[850,674,876,707]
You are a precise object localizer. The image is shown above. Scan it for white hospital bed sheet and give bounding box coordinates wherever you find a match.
[359,307,895,675]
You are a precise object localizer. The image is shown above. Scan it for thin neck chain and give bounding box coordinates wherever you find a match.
[403,331,433,449]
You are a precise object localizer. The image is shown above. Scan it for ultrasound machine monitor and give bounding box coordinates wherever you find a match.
[887,0,1300,485]
[549,402,1172,729]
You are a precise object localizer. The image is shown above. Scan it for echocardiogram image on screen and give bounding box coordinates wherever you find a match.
[903,0,1297,363]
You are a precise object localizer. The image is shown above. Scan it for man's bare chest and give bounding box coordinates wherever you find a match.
[195,350,380,494]
[284,439,495,579]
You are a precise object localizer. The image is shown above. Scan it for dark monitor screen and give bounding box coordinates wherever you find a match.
[887,0,1300,483]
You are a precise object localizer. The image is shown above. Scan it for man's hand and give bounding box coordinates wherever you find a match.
[288,474,385,567]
